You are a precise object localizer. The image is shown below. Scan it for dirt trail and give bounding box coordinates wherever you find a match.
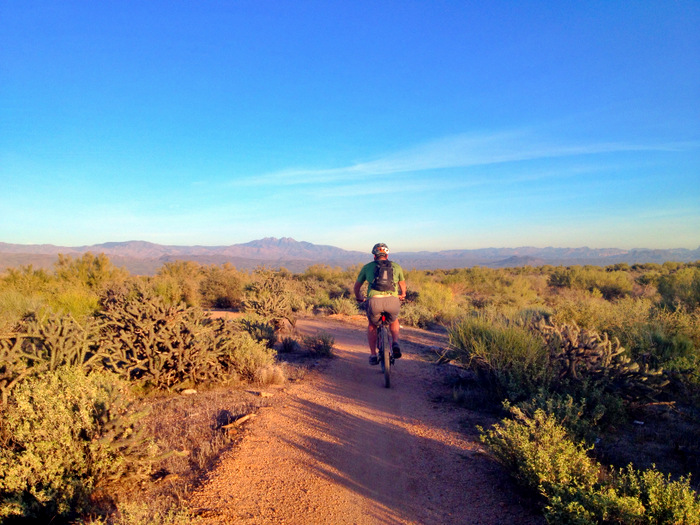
[189,316,544,524]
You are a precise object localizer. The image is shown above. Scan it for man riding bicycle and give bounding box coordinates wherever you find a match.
[354,243,407,366]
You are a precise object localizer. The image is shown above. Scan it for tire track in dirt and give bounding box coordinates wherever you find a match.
[189,316,544,524]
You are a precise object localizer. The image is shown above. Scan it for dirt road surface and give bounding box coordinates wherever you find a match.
[189,316,544,524]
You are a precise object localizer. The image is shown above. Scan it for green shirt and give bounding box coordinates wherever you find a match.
[356,260,405,297]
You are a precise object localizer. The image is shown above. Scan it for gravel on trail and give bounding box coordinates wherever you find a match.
[189,316,544,524]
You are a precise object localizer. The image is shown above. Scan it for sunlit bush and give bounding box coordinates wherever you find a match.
[658,267,700,311]
[448,315,549,400]
[480,408,700,525]
[0,367,153,521]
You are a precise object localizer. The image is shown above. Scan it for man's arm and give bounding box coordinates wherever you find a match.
[397,280,407,300]
[353,280,364,302]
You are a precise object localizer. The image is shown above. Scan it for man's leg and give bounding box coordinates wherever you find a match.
[367,323,379,364]
[367,322,378,354]
[389,318,400,345]
[389,318,402,358]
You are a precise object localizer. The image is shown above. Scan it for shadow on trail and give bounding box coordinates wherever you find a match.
[281,317,544,524]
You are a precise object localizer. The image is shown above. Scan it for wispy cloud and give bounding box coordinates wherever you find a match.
[236,131,697,188]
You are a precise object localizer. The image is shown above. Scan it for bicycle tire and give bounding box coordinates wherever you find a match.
[381,324,391,388]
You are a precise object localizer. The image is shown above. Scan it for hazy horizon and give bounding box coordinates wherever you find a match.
[1,236,699,254]
[2,2,699,252]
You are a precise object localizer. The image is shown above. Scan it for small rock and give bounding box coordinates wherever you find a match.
[181,389,197,395]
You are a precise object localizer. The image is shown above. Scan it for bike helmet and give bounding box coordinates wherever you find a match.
[372,243,389,256]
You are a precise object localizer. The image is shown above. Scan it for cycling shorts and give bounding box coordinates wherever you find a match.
[367,295,401,326]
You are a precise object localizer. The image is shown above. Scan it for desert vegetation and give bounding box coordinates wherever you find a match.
[1,254,699,523]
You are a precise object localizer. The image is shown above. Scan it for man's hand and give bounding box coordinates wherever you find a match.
[355,296,365,303]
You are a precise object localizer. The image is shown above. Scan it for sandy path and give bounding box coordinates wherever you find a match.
[189,316,544,524]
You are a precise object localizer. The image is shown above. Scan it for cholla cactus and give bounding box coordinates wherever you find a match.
[243,268,296,329]
[534,319,669,401]
[0,314,100,403]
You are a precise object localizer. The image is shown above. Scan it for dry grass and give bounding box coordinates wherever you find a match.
[87,386,276,523]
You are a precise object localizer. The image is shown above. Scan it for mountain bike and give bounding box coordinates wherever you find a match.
[376,312,394,388]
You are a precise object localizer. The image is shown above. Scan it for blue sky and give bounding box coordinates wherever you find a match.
[2,1,699,252]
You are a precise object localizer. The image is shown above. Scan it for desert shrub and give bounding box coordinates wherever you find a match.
[54,253,129,291]
[649,331,696,371]
[548,266,633,299]
[280,337,301,353]
[298,279,332,311]
[441,267,541,310]
[0,367,153,522]
[0,264,105,327]
[87,501,198,525]
[150,274,186,308]
[199,264,246,309]
[327,297,359,316]
[511,392,606,444]
[636,270,662,287]
[480,407,600,499]
[1,265,52,295]
[224,333,277,382]
[651,307,700,347]
[254,364,286,385]
[448,315,550,401]
[153,260,204,307]
[400,302,437,329]
[302,332,335,357]
[412,281,459,321]
[239,317,277,348]
[480,408,700,524]
[614,465,700,524]
[658,267,700,311]
[0,288,46,334]
[46,283,101,319]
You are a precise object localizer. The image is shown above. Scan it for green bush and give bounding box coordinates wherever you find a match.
[548,266,633,300]
[54,253,128,291]
[239,317,277,348]
[153,260,204,307]
[0,367,153,521]
[511,392,606,444]
[327,297,359,316]
[199,264,246,309]
[400,301,437,329]
[46,284,101,319]
[302,332,335,357]
[480,408,700,524]
[280,337,301,353]
[448,316,549,400]
[224,332,277,382]
[87,501,198,525]
[480,407,600,499]
[0,288,46,334]
[614,465,700,524]
[658,267,700,311]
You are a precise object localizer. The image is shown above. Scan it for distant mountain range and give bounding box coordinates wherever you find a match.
[1,237,699,275]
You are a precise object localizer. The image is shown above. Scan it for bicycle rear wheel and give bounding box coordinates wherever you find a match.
[380,325,391,388]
